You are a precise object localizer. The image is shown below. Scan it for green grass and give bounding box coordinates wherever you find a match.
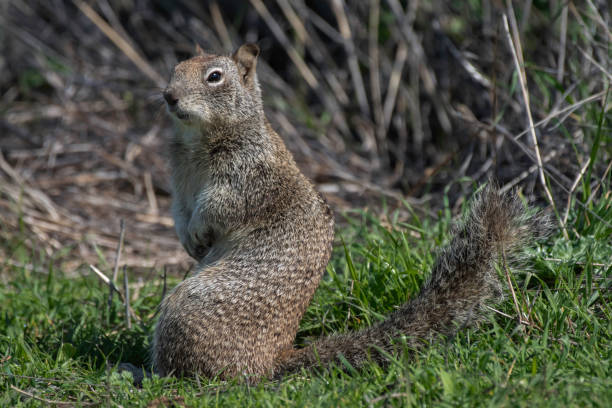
[1,188,610,407]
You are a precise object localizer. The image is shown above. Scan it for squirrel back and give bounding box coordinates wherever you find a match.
[153,43,548,381]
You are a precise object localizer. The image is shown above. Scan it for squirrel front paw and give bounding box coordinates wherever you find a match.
[184,217,214,261]
[185,240,210,261]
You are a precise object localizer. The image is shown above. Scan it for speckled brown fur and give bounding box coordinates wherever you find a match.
[153,44,547,380]
[154,44,334,379]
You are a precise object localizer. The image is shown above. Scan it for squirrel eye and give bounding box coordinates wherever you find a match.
[207,71,222,83]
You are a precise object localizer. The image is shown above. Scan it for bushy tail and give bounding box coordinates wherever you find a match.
[275,185,549,375]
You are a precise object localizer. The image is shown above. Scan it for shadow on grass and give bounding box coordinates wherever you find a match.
[66,323,154,370]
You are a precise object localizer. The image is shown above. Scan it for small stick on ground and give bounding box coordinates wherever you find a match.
[107,219,125,317]
[484,305,514,320]
[90,264,141,322]
[501,249,527,326]
[11,385,96,407]
[504,357,518,386]
[563,157,591,228]
[123,265,131,329]
[92,265,123,301]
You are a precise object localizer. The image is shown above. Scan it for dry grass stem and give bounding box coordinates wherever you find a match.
[276,0,308,45]
[249,0,317,89]
[499,150,558,193]
[556,4,568,83]
[144,172,159,215]
[10,385,96,407]
[563,157,592,227]
[575,47,612,82]
[332,0,370,117]
[501,249,527,326]
[585,0,612,42]
[502,11,566,239]
[123,265,131,329]
[108,219,126,315]
[89,265,140,322]
[383,43,408,132]
[72,0,165,87]
[209,2,233,50]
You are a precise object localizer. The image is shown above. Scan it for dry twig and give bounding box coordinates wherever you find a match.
[108,219,126,314]
[89,265,140,322]
[501,249,528,326]
[11,384,96,407]
[123,265,131,329]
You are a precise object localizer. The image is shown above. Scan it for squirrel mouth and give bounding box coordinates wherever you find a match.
[167,106,189,121]
[174,111,189,120]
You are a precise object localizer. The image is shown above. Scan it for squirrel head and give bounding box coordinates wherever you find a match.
[163,43,262,128]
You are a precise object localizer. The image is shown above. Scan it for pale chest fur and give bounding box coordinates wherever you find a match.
[171,151,209,214]
[169,130,214,253]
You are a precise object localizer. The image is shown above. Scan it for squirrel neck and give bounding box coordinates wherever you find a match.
[204,116,268,152]
[170,114,277,175]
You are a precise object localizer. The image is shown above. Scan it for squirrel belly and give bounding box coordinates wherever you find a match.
[153,43,547,380]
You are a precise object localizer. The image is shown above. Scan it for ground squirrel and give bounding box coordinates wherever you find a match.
[152,43,547,380]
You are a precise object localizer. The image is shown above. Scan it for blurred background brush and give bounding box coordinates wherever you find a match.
[0,0,609,273]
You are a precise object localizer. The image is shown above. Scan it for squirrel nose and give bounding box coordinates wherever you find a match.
[163,90,178,106]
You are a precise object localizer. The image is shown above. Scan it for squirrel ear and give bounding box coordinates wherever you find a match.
[232,43,260,83]
[194,43,206,56]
